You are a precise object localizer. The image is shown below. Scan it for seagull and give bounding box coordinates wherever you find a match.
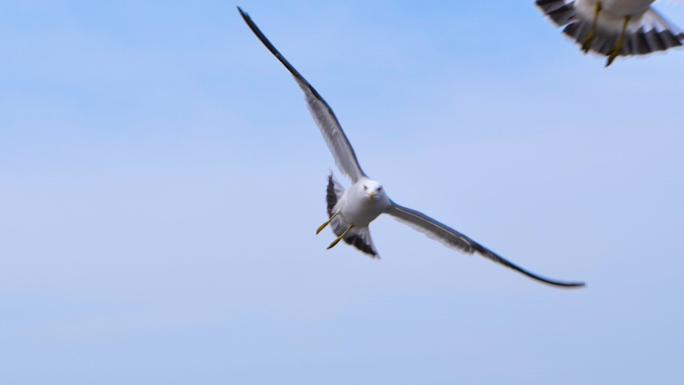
[536,0,684,66]
[238,7,585,288]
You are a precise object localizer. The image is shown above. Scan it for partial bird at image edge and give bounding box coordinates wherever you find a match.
[536,0,684,66]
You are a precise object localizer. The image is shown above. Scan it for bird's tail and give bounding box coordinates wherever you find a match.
[536,0,684,57]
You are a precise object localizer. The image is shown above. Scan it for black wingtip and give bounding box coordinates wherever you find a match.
[523,272,586,288]
[530,277,586,289]
[520,272,586,289]
[535,276,586,289]
[554,281,586,288]
[237,6,247,19]
[476,245,586,289]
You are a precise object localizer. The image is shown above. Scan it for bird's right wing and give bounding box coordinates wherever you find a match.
[238,7,367,183]
[386,201,585,288]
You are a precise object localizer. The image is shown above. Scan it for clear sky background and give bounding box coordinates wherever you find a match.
[1,1,683,384]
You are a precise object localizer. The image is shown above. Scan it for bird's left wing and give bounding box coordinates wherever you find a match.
[386,201,585,288]
[238,7,367,183]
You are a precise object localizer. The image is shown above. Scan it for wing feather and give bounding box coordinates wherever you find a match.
[344,228,379,259]
[238,7,367,183]
[386,202,585,288]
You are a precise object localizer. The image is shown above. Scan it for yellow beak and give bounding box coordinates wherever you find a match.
[368,191,376,200]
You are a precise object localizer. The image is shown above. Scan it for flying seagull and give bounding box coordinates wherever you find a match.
[536,0,684,66]
[238,7,585,288]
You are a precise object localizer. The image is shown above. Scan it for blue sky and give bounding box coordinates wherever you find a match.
[1,1,683,384]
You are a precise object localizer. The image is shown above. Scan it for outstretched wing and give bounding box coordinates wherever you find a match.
[238,7,367,183]
[386,202,585,288]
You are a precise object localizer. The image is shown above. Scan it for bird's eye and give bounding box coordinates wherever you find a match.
[377,187,383,192]
[363,185,368,191]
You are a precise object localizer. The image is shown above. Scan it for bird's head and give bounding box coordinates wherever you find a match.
[360,180,386,203]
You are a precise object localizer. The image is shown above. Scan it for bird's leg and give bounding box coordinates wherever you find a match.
[581,2,602,53]
[326,224,353,250]
[316,212,338,235]
[606,15,630,67]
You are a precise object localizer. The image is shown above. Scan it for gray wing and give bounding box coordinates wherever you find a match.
[386,202,585,288]
[238,7,367,183]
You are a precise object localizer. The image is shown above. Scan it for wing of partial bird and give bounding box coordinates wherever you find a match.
[238,7,367,183]
[386,201,585,288]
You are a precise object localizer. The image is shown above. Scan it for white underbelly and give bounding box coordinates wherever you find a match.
[577,0,654,17]
[336,193,386,228]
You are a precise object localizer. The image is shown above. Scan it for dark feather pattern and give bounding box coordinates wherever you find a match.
[536,0,684,59]
[326,174,338,218]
